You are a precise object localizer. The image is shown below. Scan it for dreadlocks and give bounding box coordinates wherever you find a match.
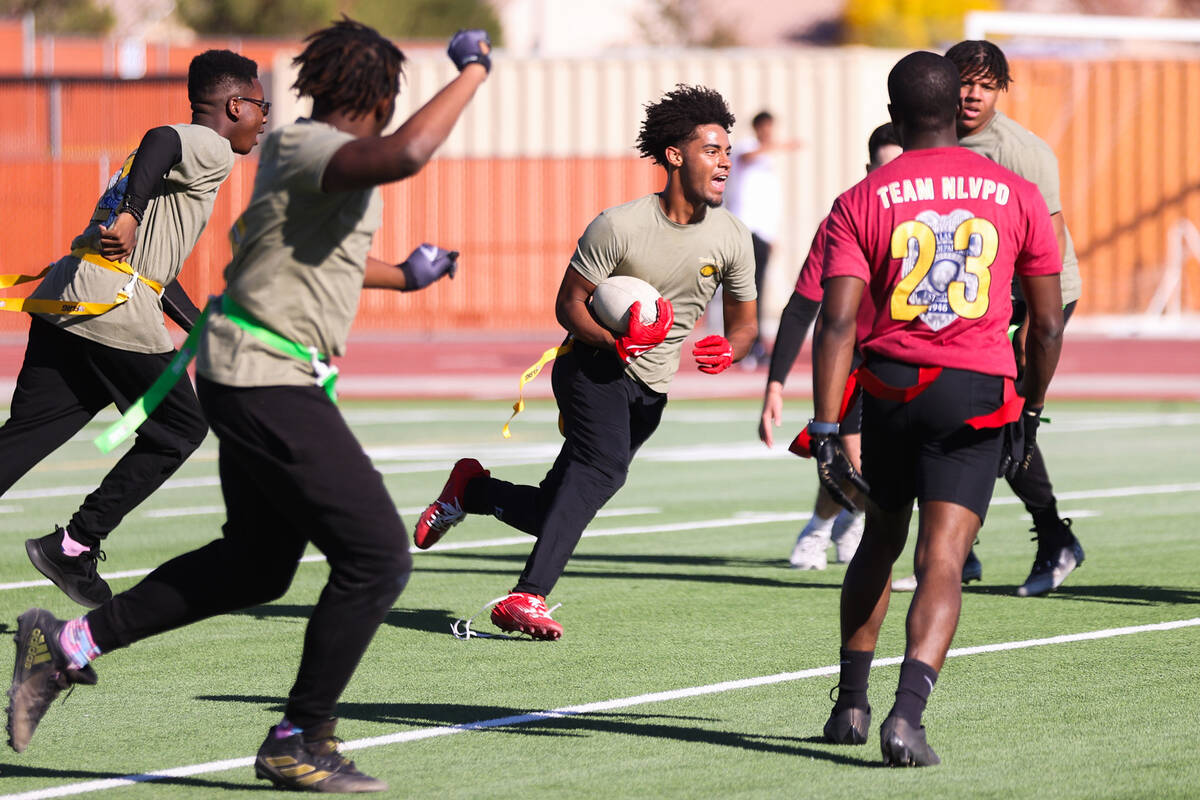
[636,85,735,167]
[944,40,1012,91]
[293,18,406,118]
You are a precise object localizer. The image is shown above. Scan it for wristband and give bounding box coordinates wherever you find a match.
[806,419,839,436]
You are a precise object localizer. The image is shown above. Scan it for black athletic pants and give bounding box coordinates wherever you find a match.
[1004,300,1077,523]
[750,232,772,358]
[86,380,412,728]
[466,342,666,597]
[0,317,207,546]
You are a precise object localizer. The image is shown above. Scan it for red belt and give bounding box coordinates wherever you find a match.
[789,365,1022,459]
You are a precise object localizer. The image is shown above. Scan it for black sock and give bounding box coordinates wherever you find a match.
[461,476,489,515]
[833,648,873,712]
[891,658,938,727]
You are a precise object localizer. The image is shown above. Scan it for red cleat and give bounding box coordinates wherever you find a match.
[490,592,563,640]
[414,458,488,550]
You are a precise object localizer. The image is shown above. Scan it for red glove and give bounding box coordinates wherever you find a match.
[614,297,674,363]
[692,334,733,374]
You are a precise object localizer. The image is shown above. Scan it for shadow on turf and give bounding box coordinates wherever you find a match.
[414,552,841,591]
[231,604,545,639]
[191,696,875,766]
[0,762,272,792]
[964,583,1200,606]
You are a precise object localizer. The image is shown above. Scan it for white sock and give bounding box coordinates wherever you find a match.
[800,512,836,539]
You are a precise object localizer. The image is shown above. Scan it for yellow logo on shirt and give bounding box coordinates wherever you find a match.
[699,264,718,278]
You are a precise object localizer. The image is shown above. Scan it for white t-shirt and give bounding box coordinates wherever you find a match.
[724,135,782,243]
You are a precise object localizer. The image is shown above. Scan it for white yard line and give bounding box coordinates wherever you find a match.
[2,617,1196,800]
[3,476,1200,593]
[139,504,661,521]
[0,510,804,593]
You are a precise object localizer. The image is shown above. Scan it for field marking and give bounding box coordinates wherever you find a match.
[0,508,758,594]
[2,617,1196,800]
[4,475,1200,592]
[139,504,662,522]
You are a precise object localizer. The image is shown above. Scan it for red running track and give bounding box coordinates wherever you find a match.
[1,329,1198,401]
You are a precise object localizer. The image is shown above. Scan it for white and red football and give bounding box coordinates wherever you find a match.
[588,275,662,334]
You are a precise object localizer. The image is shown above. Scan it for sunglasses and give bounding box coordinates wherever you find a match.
[234,96,271,115]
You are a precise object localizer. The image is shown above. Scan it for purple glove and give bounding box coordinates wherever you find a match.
[448,29,492,73]
[400,244,459,291]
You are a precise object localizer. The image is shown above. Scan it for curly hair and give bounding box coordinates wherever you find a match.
[293,17,406,117]
[636,85,735,167]
[945,40,1012,91]
[187,50,258,105]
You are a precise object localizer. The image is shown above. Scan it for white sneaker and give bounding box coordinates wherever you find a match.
[831,510,865,563]
[789,530,831,570]
[891,574,918,592]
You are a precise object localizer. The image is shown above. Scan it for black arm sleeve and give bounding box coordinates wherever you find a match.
[767,293,822,386]
[118,126,183,223]
[162,280,201,332]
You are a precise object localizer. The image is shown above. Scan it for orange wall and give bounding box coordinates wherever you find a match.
[3,59,1199,335]
[1006,59,1200,316]
[0,152,659,334]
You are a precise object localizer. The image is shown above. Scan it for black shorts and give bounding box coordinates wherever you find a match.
[860,358,1006,522]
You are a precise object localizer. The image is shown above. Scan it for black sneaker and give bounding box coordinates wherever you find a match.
[255,719,387,793]
[880,715,940,767]
[961,548,982,584]
[26,529,111,609]
[1017,518,1084,597]
[823,704,871,745]
[7,608,98,753]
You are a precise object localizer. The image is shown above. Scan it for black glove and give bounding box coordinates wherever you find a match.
[999,404,1042,480]
[399,244,459,291]
[809,428,870,512]
[448,29,492,73]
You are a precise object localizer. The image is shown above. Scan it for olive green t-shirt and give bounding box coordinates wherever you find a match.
[959,111,1081,304]
[197,119,381,388]
[32,124,235,353]
[569,194,756,393]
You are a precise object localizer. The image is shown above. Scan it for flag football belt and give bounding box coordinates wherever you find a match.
[94,295,338,454]
[788,365,1024,459]
[502,339,573,439]
[0,249,163,316]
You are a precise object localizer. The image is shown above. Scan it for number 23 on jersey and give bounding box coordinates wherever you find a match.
[889,214,998,322]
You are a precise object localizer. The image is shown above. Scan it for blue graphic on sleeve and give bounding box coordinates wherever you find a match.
[90,152,137,228]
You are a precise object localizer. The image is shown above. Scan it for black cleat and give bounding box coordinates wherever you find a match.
[255,719,387,793]
[1018,518,1084,597]
[26,529,111,609]
[961,548,982,584]
[7,608,98,753]
[880,715,940,767]
[823,705,871,745]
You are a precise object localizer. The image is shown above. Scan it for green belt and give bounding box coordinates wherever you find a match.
[94,295,338,454]
[220,295,339,403]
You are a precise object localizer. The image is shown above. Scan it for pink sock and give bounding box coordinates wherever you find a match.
[60,529,91,557]
[58,617,101,670]
[274,718,303,739]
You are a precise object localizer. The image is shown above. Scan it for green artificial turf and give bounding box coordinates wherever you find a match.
[0,398,1196,798]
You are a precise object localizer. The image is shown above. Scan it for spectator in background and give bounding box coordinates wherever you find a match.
[723,110,800,366]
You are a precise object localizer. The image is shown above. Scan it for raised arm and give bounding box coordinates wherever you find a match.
[322,32,491,193]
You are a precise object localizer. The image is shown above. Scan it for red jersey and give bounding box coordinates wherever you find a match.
[823,147,1060,379]
[794,217,828,302]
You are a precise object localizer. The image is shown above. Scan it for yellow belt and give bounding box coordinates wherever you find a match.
[501,339,573,439]
[0,249,163,315]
